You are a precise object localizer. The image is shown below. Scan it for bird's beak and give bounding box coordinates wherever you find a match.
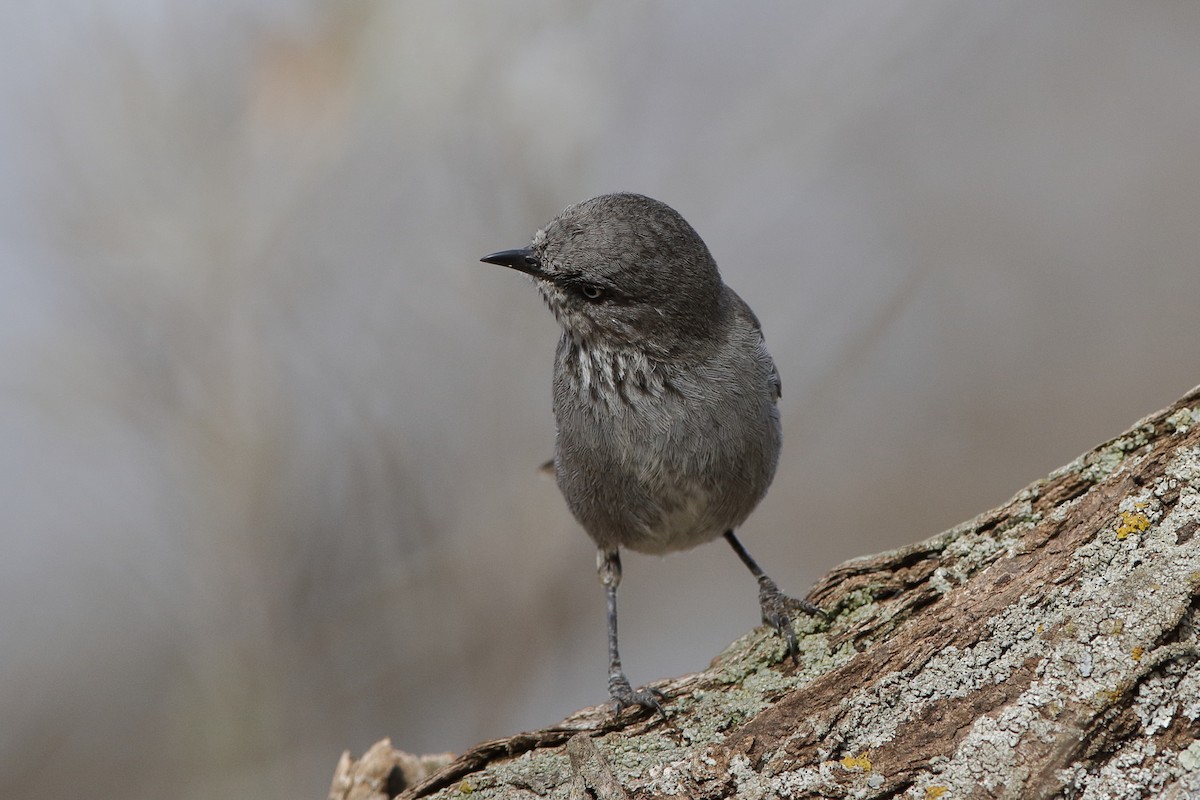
[480,247,547,279]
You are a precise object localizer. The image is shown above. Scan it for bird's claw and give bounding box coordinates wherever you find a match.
[609,673,667,719]
[758,576,824,663]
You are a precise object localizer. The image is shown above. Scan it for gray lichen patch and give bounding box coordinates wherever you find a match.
[725,752,842,799]
[1073,738,1173,799]
[446,749,572,799]
[1165,406,1199,434]
[1049,431,1150,486]
[1082,447,1141,484]
[1057,421,1159,485]
[599,730,685,780]
[934,513,1037,591]
[816,592,1055,755]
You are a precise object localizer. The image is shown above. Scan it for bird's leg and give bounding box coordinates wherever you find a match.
[724,530,823,663]
[598,548,666,717]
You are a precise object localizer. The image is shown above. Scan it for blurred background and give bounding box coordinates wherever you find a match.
[2,2,1199,798]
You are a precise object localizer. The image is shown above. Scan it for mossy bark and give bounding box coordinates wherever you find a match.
[330,385,1200,800]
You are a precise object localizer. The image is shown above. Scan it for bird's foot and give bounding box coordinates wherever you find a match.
[758,576,825,663]
[608,672,667,719]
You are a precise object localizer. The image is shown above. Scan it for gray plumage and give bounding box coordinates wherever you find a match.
[539,194,781,555]
[482,192,818,717]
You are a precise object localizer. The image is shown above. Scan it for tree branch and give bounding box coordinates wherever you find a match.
[330,384,1200,799]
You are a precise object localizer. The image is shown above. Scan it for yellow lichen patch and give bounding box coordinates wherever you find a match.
[840,754,872,771]
[1132,646,1145,662]
[459,780,474,794]
[1116,511,1150,539]
[925,787,949,799]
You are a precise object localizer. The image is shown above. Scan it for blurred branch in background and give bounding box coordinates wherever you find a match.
[1,3,1200,800]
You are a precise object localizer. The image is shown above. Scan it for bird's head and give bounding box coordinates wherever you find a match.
[482,193,724,353]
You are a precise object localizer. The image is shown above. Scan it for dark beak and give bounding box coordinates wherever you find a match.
[480,247,546,278]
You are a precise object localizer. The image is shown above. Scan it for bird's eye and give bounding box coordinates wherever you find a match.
[580,284,605,301]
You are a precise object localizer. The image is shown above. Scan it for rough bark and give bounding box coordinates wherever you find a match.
[330,384,1200,800]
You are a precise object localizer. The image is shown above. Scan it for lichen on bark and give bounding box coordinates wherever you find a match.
[330,384,1200,800]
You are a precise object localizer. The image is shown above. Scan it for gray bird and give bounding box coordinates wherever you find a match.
[482,193,821,716]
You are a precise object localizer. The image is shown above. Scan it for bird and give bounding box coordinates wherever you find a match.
[481,192,821,716]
